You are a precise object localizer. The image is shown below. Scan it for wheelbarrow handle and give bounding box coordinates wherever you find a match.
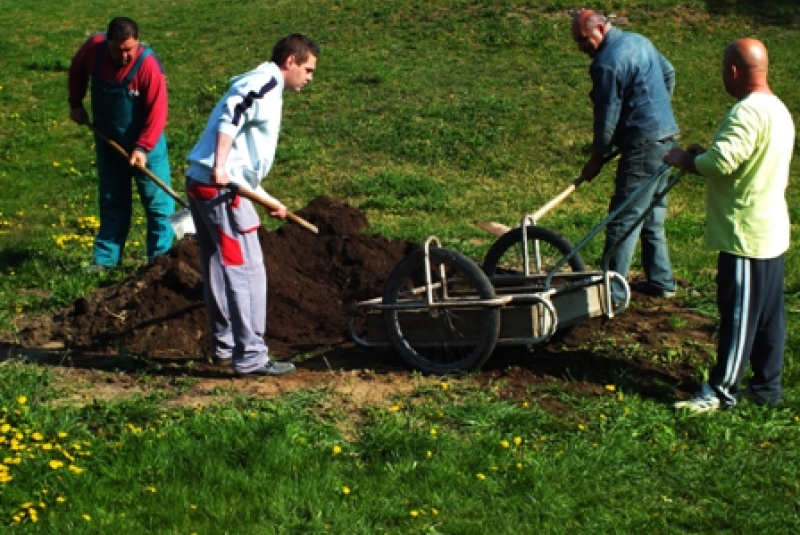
[86,122,190,209]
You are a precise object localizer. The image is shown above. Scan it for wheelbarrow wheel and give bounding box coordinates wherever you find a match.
[482,225,585,343]
[481,225,585,276]
[382,247,500,374]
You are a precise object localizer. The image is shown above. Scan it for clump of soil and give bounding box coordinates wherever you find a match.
[13,196,416,358]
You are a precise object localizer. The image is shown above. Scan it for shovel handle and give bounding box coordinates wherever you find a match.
[531,150,621,221]
[86,122,190,209]
[532,181,581,221]
[230,184,319,235]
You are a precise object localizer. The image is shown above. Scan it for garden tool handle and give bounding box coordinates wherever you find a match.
[531,150,621,221]
[86,122,189,209]
[229,183,319,235]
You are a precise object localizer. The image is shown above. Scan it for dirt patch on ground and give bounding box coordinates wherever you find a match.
[2,196,716,409]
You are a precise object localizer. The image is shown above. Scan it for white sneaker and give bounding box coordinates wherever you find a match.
[674,383,721,413]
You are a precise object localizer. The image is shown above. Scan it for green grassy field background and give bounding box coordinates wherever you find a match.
[1,1,800,532]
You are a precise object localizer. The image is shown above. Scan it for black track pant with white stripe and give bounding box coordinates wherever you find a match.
[711,252,786,406]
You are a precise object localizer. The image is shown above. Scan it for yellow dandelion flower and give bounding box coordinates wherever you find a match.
[16,396,26,405]
[429,428,437,436]
[49,460,64,469]
[409,510,419,517]
[500,440,510,448]
[426,450,433,459]
[513,437,522,446]
[605,384,616,392]
[56,496,66,504]
[439,382,448,390]
[82,514,91,521]
[146,486,156,493]
[68,465,84,474]
[32,432,43,441]
[476,473,486,480]
[342,486,351,495]
[332,445,342,456]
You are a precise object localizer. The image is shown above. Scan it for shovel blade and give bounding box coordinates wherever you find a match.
[475,220,511,237]
[169,209,196,240]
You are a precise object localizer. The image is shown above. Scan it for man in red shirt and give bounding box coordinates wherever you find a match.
[68,16,174,270]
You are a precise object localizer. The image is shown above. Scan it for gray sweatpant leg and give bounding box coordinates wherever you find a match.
[187,179,269,373]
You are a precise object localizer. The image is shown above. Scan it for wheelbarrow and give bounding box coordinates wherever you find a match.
[348,164,685,374]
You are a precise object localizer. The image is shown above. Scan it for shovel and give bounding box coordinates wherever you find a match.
[475,150,621,237]
[87,122,197,239]
[88,123,318,236]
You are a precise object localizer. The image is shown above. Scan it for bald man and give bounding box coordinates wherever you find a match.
[666,39,794,412]
[571,9,679,302]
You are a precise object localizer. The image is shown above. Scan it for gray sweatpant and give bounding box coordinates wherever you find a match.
[186,178,269,373]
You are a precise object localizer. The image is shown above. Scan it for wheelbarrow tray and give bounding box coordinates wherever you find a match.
[364,271,611,346]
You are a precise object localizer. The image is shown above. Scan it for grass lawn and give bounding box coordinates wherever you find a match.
[1,1,800,532]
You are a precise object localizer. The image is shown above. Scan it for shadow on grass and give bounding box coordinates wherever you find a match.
[1,338,696,407]
[704,0,800,26]
[0,247,34,272]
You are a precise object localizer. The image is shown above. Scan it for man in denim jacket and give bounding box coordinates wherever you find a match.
[572,9,679,301]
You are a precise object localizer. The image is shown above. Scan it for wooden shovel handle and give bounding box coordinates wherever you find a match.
[531,150,621,221]
[532,180,581,221]
[230,184,319,235]
[86,122,190,209]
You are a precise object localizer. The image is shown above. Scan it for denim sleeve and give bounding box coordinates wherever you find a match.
[660,54,676,97]
[590,64,621,153]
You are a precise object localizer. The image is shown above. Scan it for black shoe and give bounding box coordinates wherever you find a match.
[234,360,296,378]
[632,281,676,299]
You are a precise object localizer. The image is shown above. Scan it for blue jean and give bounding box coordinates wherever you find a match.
[93,138,175,266]
[603,138,676,300]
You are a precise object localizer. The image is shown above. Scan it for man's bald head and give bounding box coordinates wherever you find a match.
[571,9,611,58]
[725,38,769,76]
[722,38,771,99]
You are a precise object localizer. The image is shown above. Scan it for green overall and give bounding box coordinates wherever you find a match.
[91,40,174,266]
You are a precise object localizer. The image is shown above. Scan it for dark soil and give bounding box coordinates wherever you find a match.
[3,196,716,408]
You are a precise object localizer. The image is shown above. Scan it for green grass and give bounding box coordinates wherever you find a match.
[2,0,800,532]
[2,362,799,532]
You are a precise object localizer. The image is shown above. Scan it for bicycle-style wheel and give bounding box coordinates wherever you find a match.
[482,225,585,276]
[482,225,585,343]
[382,248,500,374]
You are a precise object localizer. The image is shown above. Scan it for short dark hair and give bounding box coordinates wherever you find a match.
[107,17,139,42]
[271,34,319,67]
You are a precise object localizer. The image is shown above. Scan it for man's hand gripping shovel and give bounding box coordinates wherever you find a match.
[87,123,318,237]
[87,122,196,239]
[475,150,620,237]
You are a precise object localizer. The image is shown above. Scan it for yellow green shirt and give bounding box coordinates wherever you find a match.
[695,93,794,258]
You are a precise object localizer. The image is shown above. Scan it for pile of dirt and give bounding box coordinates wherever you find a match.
[13,196,417,358]
[6,196,717,407]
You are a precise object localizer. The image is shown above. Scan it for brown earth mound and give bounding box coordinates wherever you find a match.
[5,196,716,408]
[14,196,417,358]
